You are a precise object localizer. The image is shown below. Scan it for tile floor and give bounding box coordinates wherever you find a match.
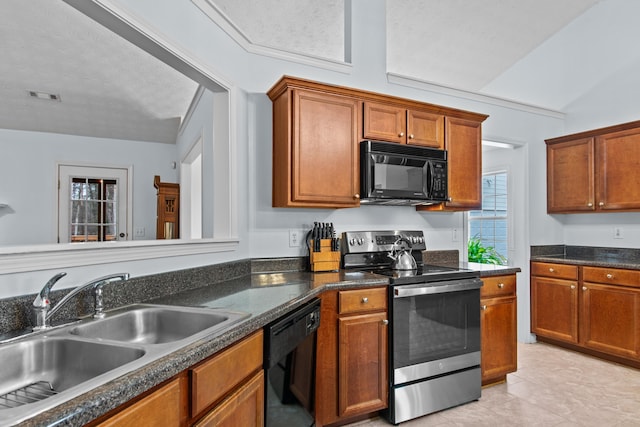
[349,342,640,427]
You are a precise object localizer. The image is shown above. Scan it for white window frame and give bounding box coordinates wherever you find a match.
[468,170,509,264]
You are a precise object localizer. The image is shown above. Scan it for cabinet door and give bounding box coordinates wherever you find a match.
[596,128,640,211]
[97,377,186,427]
[443,117,482,209]
[531,276,579,343]
[363,102,406,143]
[481,296,517,385]
[407,110,444,148]
[547,137,595,213]
[581,283,640,359]
[193,371,264,427]
[337,312,388,418]
[286,89,360,207]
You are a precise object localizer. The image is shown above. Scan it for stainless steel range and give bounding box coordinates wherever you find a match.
[342,230,482,424]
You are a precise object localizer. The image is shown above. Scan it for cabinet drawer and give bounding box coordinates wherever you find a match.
[481,275,516,298]
[531,262,578,280]
[339,287,387,314]
[190,330,263,418]
[583,266,640,288]
[97,377,185,427]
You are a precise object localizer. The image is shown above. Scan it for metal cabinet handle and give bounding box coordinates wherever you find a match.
[354,193,360,199]
[361,297,369,304]
[606,273,613,279]
[409,134,414,139]
[583,286,588,291]
[399,132,404,137]
[599,202,605,207]
[570,285,576,289]
[587,202,593,207]
[382,319,389,325]
[497,283,504,289]
[549,268,555,273]
[481,305,487,311]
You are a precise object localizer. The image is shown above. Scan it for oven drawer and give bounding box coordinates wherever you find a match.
[339,287,387,314]
[481,275,516,298]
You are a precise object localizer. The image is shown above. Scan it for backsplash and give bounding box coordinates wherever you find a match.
[0,259,253,336]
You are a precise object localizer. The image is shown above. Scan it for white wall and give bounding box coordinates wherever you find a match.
[176,88,215,239]
[0,128,177,246]
[6,0,638,302]
[0,0,564,298]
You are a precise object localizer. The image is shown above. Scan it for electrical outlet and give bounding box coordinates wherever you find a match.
[289,229,303,247]
[134,227,145,237]
[452,228,459,242]
[613,226,624,239]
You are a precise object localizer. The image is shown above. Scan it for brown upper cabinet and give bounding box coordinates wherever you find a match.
[419,117,484,211]
[267,76,488,209]
[546,120,640,213]
[363,102,445,148]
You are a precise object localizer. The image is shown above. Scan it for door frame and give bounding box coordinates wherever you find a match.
[57,162,133,243]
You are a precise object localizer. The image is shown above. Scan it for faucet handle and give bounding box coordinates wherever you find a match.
[33,272,67,308]
[92,273,130,319]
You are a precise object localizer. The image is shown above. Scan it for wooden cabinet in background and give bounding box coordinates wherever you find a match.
[363,101,444,148]
[316,287,388,426]
[530,262,579,344]
[269,84,361,208]
[154,175,180,239]
[531,261,640,368]
[546,138,594,213]
[581,267,640,360]
[546,120,640,213]
[480,274,517,386]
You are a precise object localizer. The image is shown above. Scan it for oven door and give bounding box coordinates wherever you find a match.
[391,278,482,385]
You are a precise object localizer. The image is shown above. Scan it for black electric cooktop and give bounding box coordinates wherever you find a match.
[368,264,480,284]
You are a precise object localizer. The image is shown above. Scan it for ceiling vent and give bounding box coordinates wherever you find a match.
[28,91,61,101]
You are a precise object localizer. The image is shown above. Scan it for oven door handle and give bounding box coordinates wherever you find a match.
[393,278,482,298]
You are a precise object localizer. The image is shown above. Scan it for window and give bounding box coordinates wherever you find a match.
[58,164,129,243]
[468,171,508,264]
[69,178,118,242]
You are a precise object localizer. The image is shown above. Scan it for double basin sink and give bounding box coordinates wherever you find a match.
[0,304,250,425]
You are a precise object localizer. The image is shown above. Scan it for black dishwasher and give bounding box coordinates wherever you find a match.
[264,298,321,427]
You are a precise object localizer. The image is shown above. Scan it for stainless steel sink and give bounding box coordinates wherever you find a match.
[0,304,250,425]
[0,338,144,408]
[68,304,249,344]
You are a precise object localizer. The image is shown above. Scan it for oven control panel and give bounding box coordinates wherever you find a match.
[341,230,427,254]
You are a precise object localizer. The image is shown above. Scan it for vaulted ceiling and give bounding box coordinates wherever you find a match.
[1,0,606,143]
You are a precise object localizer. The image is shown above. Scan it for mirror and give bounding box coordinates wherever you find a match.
[0,0,228,247]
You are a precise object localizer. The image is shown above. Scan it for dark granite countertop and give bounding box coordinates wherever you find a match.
[15,260,522,426]
[530,245,640,271]
[19,270,387,427]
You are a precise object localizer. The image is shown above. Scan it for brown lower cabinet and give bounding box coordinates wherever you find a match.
[91,330,264,427]
[480,274,518,386]
[315,287,388,426]
[531,261,640,367]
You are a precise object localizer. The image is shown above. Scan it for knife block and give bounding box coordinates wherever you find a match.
[309,239,340,272]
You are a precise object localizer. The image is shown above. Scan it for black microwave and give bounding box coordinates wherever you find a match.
[360,140,448,206]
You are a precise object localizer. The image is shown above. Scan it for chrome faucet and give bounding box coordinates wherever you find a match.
[32,273,130,330]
